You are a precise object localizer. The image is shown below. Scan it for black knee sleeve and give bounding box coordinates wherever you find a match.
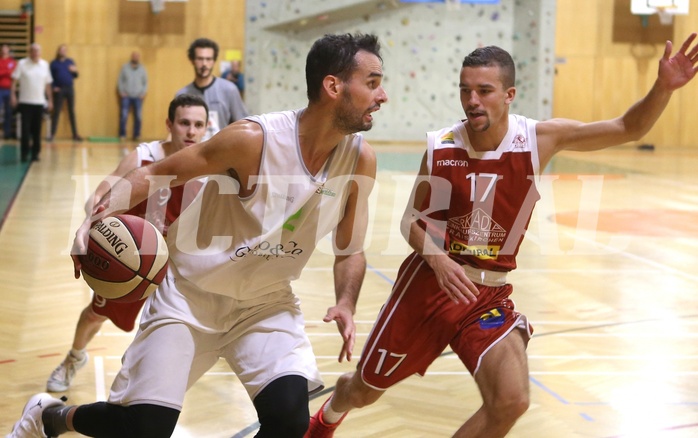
[72,402,179,438]
[253,375,310,438]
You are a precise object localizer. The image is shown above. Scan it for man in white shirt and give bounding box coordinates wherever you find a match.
[11,43,53,162]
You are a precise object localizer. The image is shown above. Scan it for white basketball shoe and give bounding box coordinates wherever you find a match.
[46,352,88,392]
[6,393,65,438]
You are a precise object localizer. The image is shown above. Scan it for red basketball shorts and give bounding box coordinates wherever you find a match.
[358,253,533,390]
[90,293,146,332]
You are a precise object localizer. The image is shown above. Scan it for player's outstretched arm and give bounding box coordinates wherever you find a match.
[92,120,263,220]
[75,121,262,276]
[324,140,377,363]
[537,33,698,165]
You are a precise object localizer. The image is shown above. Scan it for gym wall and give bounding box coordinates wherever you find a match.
[4,0,697,147]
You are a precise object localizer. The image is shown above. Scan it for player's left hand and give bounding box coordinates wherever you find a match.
[323,304,356,363]
[658,32,698,90]
[71,219,93,279]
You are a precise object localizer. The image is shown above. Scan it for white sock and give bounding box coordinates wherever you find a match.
[70,348,86,361]
[321,394,347,424]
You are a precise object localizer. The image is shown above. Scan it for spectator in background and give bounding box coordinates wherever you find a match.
[118,51,148,142]
[176,38,247,140]
[223,59,245,99]
[49,44,82,141]
[11,43,52,162]
[0,44,16,139]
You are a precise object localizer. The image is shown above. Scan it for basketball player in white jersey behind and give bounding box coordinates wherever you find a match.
[8,33,388,438]
[43,94,208,394]
[305,33,698,438]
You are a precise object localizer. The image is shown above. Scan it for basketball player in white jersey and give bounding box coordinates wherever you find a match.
[9,33,387,438]
[305,33,698,438]
[43,94,208,394]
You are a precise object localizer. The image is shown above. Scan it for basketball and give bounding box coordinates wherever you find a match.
[79,214,169,303]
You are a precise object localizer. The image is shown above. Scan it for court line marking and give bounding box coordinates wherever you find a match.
[94,355,106,401]
[530,376,569,404]
[561,229,698,283]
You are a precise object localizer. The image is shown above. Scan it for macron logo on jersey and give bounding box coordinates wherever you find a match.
[437,131,468,166]
[436,159,468,167]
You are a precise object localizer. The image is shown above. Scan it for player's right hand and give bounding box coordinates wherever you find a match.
[73,198,110,278]
[428,254,480,305]
[322,304,356,363]
[71,219,92,279]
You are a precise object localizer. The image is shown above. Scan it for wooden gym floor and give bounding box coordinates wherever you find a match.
[1,139,698,437]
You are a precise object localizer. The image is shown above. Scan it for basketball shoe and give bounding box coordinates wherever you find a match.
[6,393,65,438]
[46,352,88,392]
[304,398,348,438]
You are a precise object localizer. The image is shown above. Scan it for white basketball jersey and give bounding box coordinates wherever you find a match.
[167,109,363,299]
[136,140,166,164]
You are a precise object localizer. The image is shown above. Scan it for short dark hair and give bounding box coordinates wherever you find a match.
[305,33,382,103]
[168,94,209,122]
[187,38,219,61]
[461,46,516,89]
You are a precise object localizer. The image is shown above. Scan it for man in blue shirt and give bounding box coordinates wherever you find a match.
[49,44,81,141]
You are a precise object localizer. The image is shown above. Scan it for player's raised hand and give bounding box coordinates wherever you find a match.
[658,32,698,90]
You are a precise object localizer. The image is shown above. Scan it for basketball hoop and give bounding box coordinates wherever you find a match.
[630,0,689,27]
[656,6,675,25]
[150,0,165,13]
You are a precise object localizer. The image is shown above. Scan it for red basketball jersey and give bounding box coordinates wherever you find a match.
[125,141,192,237]
[90,141,198,330]
[421,114,541,272]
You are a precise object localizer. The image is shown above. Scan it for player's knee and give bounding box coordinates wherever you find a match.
[129,404,179,437]
[81,306,107,325]
[254,375,309,438]
[503,393,529,420]
[486,392,529,423]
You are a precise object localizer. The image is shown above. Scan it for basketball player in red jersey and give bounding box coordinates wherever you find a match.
[45,94,208,393]
[307,33,698,437]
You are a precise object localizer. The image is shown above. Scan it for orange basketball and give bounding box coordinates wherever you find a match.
[79,214,169,303]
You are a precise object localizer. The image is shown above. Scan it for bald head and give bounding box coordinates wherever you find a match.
[29,43,41,62]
